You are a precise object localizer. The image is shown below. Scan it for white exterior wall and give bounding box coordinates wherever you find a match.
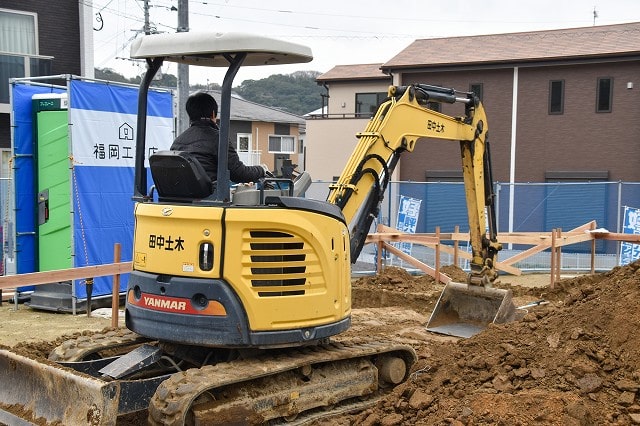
[305,118,370,182]
[325,81,391,116]
[79,0,94,78]
[305,79,390,183]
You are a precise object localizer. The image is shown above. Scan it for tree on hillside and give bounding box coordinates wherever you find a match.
[234,71,323,115]
[95,68,322,115]
[95,68,130,84]
[95,67,183,88]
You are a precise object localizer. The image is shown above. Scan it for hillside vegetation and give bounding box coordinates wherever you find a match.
[95,68,323,116]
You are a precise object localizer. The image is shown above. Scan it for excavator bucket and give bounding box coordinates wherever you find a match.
[426,281,517,338]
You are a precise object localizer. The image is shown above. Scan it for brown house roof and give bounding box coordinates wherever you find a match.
[383,22,640,70]
[316,63,389,82]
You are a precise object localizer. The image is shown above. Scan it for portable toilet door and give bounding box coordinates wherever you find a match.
[32,93,72,272]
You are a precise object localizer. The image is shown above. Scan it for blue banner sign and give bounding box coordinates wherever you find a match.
[620,206,640,266]
[395,195,422,255]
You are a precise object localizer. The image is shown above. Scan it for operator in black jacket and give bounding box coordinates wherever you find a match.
[171,92,269,183]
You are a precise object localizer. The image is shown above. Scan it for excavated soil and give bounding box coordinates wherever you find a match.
[326,262,640,425]
[1,261,640,425]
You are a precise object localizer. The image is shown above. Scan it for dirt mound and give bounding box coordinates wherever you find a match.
[336,261,640,425]
[3,263,640,425]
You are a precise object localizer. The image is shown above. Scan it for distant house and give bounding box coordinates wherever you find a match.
[0,1,93,175]
[306,23,640,184]
[207,91,305,176]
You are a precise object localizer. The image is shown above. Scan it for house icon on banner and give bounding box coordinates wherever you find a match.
[119,123,134,140]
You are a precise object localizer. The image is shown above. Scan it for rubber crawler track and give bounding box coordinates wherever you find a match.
[148,340,416,426]
[48,328,151,362]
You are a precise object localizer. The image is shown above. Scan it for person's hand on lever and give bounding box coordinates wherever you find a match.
[261,164,274,178]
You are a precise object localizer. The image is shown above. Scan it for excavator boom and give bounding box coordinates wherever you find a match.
[326,83,515,337]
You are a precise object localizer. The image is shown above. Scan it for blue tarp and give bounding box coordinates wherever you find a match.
[13,84,65,283]
[13,78,173,299]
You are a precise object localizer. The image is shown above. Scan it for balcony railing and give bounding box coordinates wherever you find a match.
[237,150,261,166]
[306,112,374,120]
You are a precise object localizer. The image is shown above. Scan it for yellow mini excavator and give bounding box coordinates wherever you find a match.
[0,31,515,425]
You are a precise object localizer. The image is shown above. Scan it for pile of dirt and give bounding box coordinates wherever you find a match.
[8,330,103,361]
[351,265,468,315]
[3,263,639,425]
[337,261,640,425]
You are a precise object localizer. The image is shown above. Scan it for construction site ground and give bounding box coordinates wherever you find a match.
[1,262,640,425]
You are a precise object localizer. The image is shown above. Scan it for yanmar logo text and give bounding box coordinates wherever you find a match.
[143,296,187,311]
[131,291,226,316]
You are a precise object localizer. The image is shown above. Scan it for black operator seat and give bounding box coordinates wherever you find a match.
[149,150,214,201]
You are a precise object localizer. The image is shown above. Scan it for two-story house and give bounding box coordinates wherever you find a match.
[207,90,305,176]
[307,22,640,185]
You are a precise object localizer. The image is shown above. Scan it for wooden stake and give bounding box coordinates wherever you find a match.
[435,226,441,285]
[590,222,596,274]
[550,229,556,289]
[555,228,562,282]
[112,243,121,328]
[453,225,459,267]
[86,278,93,317]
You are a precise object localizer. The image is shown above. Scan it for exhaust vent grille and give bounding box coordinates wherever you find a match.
[246,230,309,297]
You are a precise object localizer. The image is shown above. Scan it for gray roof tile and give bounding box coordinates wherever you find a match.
[316,63,389,81]
[383,22,640,69]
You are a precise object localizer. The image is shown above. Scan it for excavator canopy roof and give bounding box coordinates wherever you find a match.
[129,31,313,67]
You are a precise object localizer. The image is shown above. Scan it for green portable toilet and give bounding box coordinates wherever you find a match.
[13,80,174,313]
[32,93,72,272]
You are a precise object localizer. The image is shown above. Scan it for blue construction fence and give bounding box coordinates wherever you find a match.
[390,181,640,255]
[3,179,639,274]
[305,181,640,271]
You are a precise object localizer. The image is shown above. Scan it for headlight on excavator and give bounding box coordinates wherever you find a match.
[199,242,214,271]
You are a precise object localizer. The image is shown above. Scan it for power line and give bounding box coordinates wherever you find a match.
[186,0,593,27]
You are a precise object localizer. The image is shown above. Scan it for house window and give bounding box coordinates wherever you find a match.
[549,80,564,114]
[596,77,613,113]
[1,9,38,103]
[236,133,258,165]
[0,9,37,55]
[268,135,296,154]
[355,92,386,116]
[425,170,463,182]
[545,171,608,182]
[470,83,483,101]
[236,133,251,152]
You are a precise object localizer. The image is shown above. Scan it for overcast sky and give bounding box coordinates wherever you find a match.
[92,0,640,86]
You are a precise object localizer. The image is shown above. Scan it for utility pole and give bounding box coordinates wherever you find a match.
[177,0,189,133]
[144,0,150,34]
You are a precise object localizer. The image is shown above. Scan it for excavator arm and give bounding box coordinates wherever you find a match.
[327,83,501,286]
